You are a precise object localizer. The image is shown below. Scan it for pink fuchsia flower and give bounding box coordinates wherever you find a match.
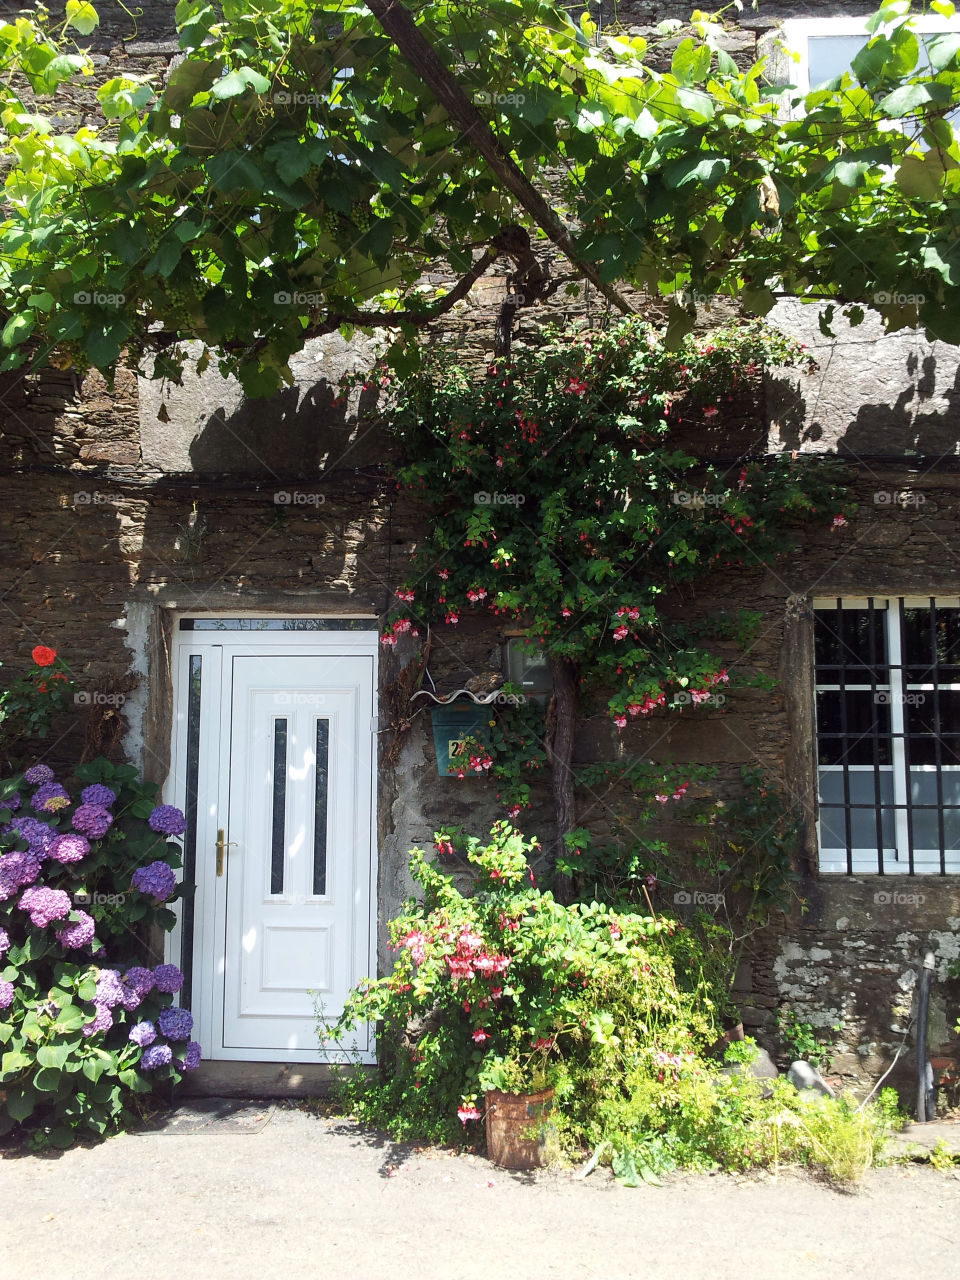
[472,1028,490,1043]
[401,931,428,965]
[457,1102,483,1124]
[531,1037,555,1051]
[380,632,398,647]
[446,956,474,981]
[561,607,572,618]
[613,715,627,729]
[55,910,96,950]
[831,513,848,530]
[444,611,460,625]
[613,626,629,642]
[19,885,72,927]
[565,377,588,397]
[654,794,669,805]
[438,569,450,580]
[457,930,484,956]
[703,405,719,419]
[395,588,415,602]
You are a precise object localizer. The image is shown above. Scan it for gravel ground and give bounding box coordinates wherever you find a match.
[2,1106,959,1280]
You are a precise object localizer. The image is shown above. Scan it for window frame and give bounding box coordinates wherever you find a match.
[813,594,960,876]
[780,15,960,98]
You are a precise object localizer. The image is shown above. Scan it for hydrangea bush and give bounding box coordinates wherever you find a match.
[0,757,199,1148]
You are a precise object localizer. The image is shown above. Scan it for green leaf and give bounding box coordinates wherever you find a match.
[37,1043,71,1070]
[895,153,953,200]
[208,150,266,192]
[47,1126,76,1149]
[2,312,35,348]
[163,57,221,111]
[5,1089,36,1122]
[65,1,100,35]
[877,82,953,117]
[209,67,271,100]
[663,154,729,190]
[1,1049,31,1077]
[924,31,960,71]
[33,1066,63,1093]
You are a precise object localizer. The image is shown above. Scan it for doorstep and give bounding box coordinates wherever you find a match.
[181,1061,341,1098]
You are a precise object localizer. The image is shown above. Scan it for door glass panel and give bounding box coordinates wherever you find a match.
[314,719,329,896]
[271,719,287,895]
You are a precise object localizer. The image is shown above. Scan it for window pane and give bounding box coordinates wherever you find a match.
[816,690,891,764]
[313,719,329,897]
[808,34,869,86]
[909,770,960,850]
[903,606,960,681]
[906,693,960,764]
[814,606,886,673]
[271,719,287,895]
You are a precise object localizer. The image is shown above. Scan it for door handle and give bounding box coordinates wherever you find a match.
[216,828,237,876]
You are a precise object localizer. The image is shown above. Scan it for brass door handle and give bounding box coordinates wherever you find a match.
[216,828,237,876]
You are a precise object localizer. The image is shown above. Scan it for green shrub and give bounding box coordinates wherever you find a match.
[0,758,198,1148]
[331,822,889,1184]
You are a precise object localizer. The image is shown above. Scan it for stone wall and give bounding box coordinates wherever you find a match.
[3,0,960,1100]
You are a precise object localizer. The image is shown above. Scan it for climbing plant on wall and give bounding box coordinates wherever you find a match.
[361,316,850,901]
[1,2,960,393]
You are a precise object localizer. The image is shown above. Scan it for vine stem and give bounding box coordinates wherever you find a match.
[550,656,578,905]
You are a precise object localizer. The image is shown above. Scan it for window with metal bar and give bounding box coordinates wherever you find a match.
[815,597,960,874]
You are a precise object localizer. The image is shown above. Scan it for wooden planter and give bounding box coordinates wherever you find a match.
[484,1087,555,1170]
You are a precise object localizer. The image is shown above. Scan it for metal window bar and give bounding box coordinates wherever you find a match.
[894,600,915,873]
[836,598,854,874]
[867,597,885,875]
[931,596,948,874]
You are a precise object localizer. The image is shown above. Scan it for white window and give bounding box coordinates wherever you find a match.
[780,16,960,130]
[814,596,960,875]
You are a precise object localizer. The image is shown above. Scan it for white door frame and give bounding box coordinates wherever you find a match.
[166,614,379,1063]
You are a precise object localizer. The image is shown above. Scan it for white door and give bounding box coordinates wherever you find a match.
[168,622,378,1063]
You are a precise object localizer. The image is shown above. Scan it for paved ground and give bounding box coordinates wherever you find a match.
[3,1104,960,1280]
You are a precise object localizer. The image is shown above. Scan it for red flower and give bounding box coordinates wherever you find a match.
[32,646,57,667]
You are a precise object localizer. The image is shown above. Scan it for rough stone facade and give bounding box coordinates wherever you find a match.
[2,0,960,1103]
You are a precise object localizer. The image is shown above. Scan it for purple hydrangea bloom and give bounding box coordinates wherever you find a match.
[3,793,21,813]
[153,964,184,994]
[0,926,9,956]
[158,1006,194,1041]
[95,969,126,1008]
[23,764,54,785]
[131,860,177,902]
[0,851,41,899]
[55,910,95,950]
[31,782,70,813]
[80,784,117,808]
[19,885,71,927]
[148,805,187,837]
[129,1021,156,1048]
[8,816,55,857]
[48,833,90,865]
[0,980,14,1010]
[72,805,113,840]
[182,1041,202,1071]
[140,1043,173,1070]
[82,1003,113,1037]
[123,966,155,998]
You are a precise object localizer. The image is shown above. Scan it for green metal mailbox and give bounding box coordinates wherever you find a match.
[430,702,491,777]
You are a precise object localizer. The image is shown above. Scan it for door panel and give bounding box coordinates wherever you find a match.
[169,627,378,1065]
[223,655,373,1053]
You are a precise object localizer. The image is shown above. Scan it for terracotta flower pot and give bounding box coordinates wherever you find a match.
[484,1087,555,1170]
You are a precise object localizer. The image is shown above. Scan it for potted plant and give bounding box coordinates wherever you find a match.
[478,1026,558,1169]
